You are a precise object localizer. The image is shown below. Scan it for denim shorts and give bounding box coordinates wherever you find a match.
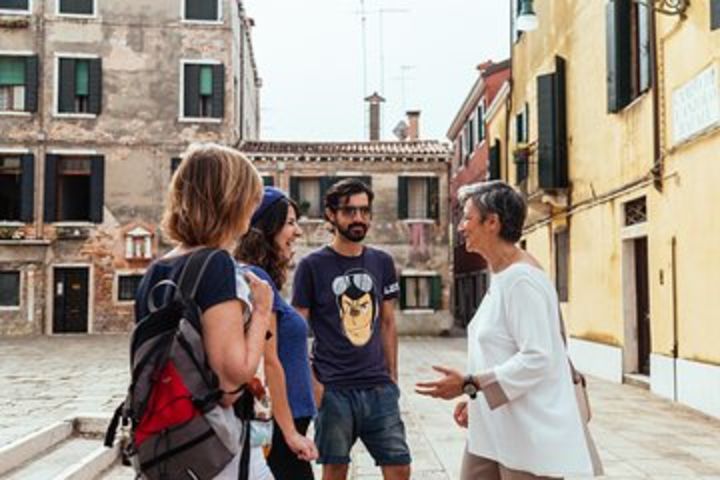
[314,383,411,466]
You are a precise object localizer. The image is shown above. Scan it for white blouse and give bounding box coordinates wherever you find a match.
[466,263,601,477]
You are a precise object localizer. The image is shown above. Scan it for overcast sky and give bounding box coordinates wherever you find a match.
[243,0,510,142]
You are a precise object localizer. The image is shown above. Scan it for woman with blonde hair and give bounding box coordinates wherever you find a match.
[416,181,602,479]
[134,143,272,479]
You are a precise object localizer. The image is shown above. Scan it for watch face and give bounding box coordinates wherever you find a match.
[463,383,477,396]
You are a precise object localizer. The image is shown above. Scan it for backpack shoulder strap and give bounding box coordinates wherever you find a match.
[175,248,223,303]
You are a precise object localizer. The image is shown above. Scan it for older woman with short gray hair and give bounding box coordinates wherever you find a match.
[416,181,602,479]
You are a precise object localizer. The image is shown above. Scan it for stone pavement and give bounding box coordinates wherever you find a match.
[2,335,720,479]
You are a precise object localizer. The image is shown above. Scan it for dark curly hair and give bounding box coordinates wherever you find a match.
[235,197,299,289]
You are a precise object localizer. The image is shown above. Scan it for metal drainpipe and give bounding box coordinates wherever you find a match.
[36,0,47,240]
[650,7,663,192]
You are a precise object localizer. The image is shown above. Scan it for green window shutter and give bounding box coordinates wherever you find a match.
[399,277,407,310]
[44,155,59,222]
[200,65,213,95]
[24,55,38,112]
[397,176,408,220]
[537,72,557,189]
[262,176,274,187]
[88,58,102,114]
[211,64,225,118]
[186,0,218,20]
[0,57,25,86]
[606,0,632,113]
[289,177,300,204]
[58,58,76,113]
[427,177,439,220]
[20,154,34,222]
[75,60,89,96]
[713,0,720,30]
[430,276,442,310]
[183,64,200,117]
[489,140,501,180]
[89,155,104,223]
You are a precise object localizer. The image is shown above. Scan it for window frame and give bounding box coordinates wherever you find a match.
[181,0,223,24]
[115,272,145,304]
[0,51,35,116]
[56,0,97,18]
[0,270,22,310]
[45,149,103,225]
[476,100,486,146]
[398,174,440,222]
[400,273,442,312]
[53,53,101,119]
[0,0,31,16]
[179,58,223,123]
[293,176,324,220]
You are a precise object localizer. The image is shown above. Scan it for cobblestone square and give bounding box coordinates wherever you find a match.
[2,336,720,479]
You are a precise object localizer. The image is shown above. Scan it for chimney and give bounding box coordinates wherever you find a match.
[364,92,385,141]
[406,110,420,141]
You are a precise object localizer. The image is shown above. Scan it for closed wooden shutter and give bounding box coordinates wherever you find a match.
[399,277,407,310]
[489,140,501,180]
[430,276,442,310]
[426,177,439,220]
[89,155,104,223]
[58,58,76,113]
[397,177,408,220]
[713,0,720,30]
[606,0,632,112]
[554,56,568,188]
[88,58,102,114]
[289,177,300,204]
[183,64,200,117]
[537,56,568,190]
[211,64,224,118]
[24,55,38,113]
[20,154,34,222]
[44,155,59,222]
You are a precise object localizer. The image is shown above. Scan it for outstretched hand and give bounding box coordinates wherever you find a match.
[415,365,464,400]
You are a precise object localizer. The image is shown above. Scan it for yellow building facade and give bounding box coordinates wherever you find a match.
[505,0,720,418]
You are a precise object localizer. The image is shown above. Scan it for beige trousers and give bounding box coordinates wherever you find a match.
[460,448,562,480]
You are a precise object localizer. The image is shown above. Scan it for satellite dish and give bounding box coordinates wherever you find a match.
[393,120,408,141]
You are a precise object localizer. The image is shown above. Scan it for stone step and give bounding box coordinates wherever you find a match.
[0,415,119,480]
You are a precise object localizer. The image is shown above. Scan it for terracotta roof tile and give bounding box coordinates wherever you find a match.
[239,140,452,161]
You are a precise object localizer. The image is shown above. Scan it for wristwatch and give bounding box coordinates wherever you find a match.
[462,374,478,399]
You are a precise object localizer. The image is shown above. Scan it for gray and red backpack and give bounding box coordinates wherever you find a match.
[105,248,250,480]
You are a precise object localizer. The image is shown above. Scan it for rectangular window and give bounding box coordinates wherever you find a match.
[296,178,321,218]
[477,102,486,143]
[59,0,93,15]
[554,230,569,302]
[0,154,33,222]
[0,271,20,307]
[58,57,102,114]
[0,0,29,12]
[0,56,26,112]
[0,156,21,221]
[606,0,650,112]
[262,175,275,187]
[400,275,441,310]
[44,155,104,223]
[170,157,181,175]
[398,176,439,220]
[183,62,224,119]
[185,0,219,21]
[516,103,529,143]
[118,274,143,302]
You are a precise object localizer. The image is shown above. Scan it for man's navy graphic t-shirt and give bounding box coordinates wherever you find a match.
[292,246,399,389]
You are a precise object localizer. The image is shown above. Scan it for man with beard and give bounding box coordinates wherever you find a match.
[293,179,411,480]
